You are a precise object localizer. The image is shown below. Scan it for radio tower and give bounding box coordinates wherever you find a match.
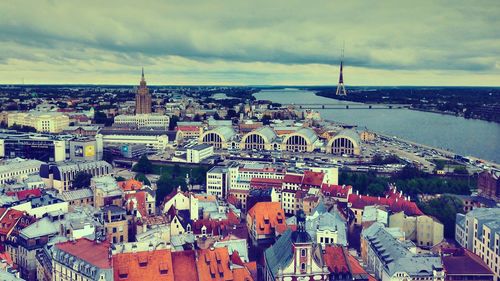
[335,44,347,96]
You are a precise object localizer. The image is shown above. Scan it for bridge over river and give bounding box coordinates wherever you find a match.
[281,103,410,109]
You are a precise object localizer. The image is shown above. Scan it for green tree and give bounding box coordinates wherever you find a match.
[169,115,179,130]
[434,160,445,170]
[393,165,422,180]
[453,166,469,175]
[226,109,238,119]
[366,183,386,196]
[135,173,151,186]
[261,115,271,125]
[9,124,37,132]
[132,154,153,174]
[418,195,464,238]
[115,176,126,182]
[156,173,187,206]
[94,111,113,126]
[72,172,92,189]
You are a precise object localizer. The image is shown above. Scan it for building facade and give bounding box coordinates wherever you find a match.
[455,208,500,279]
[51,238,113,281]
[135,68,152,114]
[8,111,70,133]
[0,159,43,185]
[114,114,169,129]
[40,160,113,193]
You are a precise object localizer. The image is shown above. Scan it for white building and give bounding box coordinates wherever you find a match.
[8,111,69,133]
[186,144,214,163]
[206,166,232,198]
[96,129,172,152]
[114,114,170,129]
[11,194,69,219]
[0,159,44,185]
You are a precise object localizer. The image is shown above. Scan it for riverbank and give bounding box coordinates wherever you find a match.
[312,87,500,124]
[254,88,500,163]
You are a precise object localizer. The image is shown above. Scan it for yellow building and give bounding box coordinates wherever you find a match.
[360,131,376,142]
[240,126,278,151]
[282,127,318,152]
[8,111,69,133]
[99,205,128,243]
[327,129,361,156]
[200,126,236,149]
[389,212,444,247]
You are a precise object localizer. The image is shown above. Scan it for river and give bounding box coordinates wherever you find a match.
[254,88,500,163]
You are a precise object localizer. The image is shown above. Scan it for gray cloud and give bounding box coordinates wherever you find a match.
[0,0,499,85]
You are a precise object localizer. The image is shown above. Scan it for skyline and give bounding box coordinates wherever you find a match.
[1,0,499,86]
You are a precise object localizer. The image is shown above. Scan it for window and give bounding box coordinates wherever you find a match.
[301,249,306,257]
[301,262,306,271]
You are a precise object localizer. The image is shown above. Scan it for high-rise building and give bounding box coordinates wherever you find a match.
[135,68,152,114]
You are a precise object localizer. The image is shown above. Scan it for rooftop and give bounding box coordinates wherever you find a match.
[442,249,493,275]
[55,238,111,269]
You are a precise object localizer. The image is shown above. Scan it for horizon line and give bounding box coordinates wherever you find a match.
[1,83,500,88]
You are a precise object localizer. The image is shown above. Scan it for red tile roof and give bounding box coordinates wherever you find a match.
[323,246,349,273]
[112,249,174,281]
[283,173,303,184]
[0,209,25,236]
[323,246,373,279]
[196,248,253,281]
[6,189,42,200]
[247,202,286,236]
[118,179,143,191]
[55,238,112,269]
[442,249,494,275]
[348,193,423,216]
[302,170,324,186]
[321,184,352,199]
[250,178,283,189]
[125,191,148,217]
[0,252,14,268]
[176,125,201,132]
[171,250,199,281]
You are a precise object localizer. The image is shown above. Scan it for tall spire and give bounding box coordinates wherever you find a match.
[335,43,347,96]
[141,67,145,81]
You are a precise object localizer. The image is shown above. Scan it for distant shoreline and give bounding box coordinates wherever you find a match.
[312,91,500,124]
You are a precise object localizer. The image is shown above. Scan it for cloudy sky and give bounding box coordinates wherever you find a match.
[0,0,499,86]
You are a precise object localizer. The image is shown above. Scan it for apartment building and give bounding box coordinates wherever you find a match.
[455,208,500,279]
